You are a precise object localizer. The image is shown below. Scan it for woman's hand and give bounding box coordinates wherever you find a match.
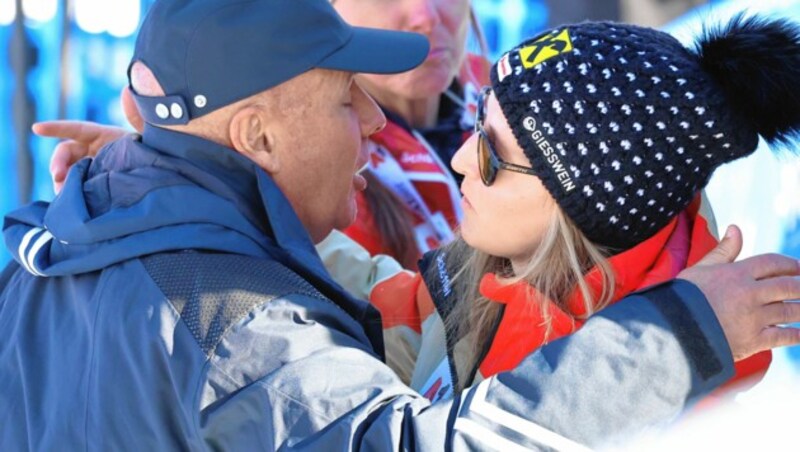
[35,86,146,194]
[33,121,129,193]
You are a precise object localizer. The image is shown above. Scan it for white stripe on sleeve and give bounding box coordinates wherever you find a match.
[465,377,591,452]
[26,230,53,277]
[17,227,44,275]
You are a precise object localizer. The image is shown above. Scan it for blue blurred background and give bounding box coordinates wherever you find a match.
[1,0,798,399]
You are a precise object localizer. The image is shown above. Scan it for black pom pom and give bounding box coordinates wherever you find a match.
[694,13,800,148]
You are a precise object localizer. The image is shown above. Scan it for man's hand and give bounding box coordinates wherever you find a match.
[33,121,128,194]
[678,225,800,361]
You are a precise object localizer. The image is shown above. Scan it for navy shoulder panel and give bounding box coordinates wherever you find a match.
[142,251,325,356]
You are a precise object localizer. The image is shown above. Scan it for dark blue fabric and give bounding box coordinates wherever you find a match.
[0,260,17,293]
[644,281,724,381]
[2,126,384,357]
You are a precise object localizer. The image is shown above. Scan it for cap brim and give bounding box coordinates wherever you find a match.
[317,27,429,75]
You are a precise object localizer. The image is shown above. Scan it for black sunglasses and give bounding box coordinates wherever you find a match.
[475,86,539,186]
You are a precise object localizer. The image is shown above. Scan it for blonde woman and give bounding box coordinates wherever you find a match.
[320,14,800,402]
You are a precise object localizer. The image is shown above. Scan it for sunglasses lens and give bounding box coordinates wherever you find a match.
[478,132,495,186]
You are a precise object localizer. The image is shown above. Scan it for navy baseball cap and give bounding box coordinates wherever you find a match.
[130,0,430,126]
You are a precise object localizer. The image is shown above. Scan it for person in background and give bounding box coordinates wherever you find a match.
[332,0,486,268]
[318,14,800,405]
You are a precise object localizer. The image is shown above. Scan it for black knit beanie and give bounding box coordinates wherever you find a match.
[490,14,800,251]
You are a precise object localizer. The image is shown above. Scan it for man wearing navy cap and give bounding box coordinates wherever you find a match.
[2,0,800,450]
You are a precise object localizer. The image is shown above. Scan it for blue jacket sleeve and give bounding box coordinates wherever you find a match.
[198,279,734,450]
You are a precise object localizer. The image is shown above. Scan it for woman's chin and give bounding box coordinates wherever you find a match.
[459,222,480,249]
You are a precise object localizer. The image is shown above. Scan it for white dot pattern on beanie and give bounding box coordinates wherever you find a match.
[491,22,759,250]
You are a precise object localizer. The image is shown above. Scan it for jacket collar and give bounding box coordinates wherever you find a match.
[476,195,718,377]
[141,125,320,262]
[480,195,718,315]
[5,125,386,357]
[143,125,386,358]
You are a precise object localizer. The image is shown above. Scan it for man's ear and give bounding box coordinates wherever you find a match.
[121,86,145,133]
[229,106,280,173]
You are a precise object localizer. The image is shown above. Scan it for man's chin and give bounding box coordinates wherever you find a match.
[336,199,359,231]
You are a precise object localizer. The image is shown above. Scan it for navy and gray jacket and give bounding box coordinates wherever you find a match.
[0,125,734,450]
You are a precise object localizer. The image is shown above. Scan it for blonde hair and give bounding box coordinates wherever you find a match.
[442,208,616,387]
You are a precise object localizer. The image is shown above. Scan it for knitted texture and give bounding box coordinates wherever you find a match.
[490,22,759,250]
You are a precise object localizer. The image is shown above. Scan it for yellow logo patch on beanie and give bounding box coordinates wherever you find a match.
[519,29,573,69]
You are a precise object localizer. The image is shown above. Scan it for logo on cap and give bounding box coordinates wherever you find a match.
[521,115,575,193]
[522,116,537,131]
[519,29,573,69]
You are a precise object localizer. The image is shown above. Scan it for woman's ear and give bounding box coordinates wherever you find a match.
[229,106,280,174]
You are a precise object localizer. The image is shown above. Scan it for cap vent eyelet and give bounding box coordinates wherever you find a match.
[155,103,169,119]
[170,103,184,119]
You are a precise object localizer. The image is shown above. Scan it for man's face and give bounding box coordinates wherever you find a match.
[269,69,385,243]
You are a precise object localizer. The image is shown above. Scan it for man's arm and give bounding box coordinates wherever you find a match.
[202,228,800,450]
[198,281,732,451]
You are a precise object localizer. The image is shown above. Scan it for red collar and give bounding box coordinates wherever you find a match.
[476,195,718,377]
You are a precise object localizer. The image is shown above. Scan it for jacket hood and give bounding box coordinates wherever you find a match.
[4,126,319,278]
[3,125,386,358]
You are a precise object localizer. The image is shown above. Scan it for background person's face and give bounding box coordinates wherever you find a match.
[333,0,471,101]
[451,93,557,263]
[269,70,385,243]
